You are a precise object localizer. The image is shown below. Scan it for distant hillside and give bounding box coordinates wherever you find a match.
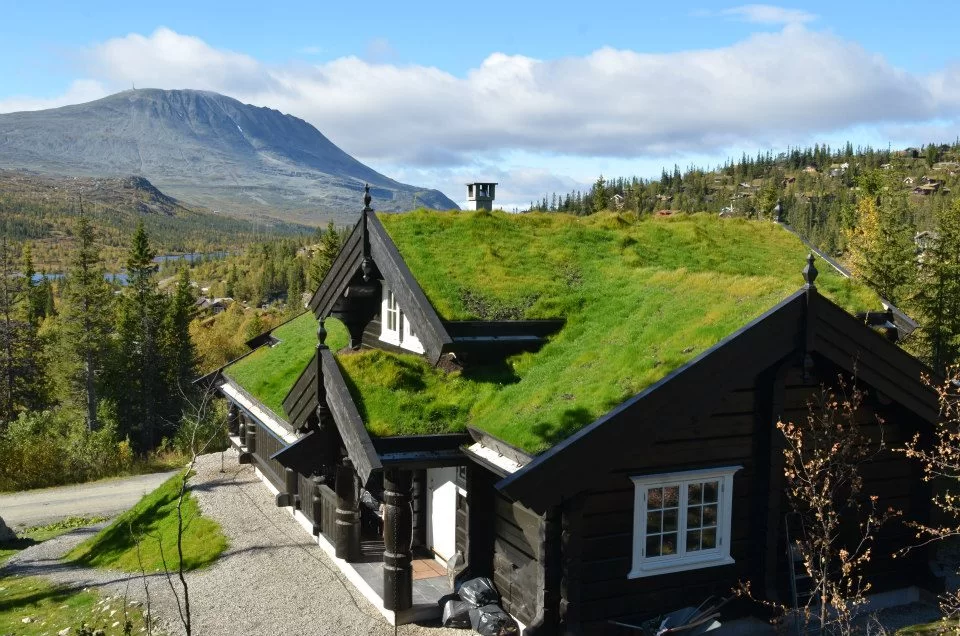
[0,89,458,224]
[0,170,309,272]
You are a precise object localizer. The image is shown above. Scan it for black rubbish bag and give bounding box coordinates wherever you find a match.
[458,577,500,607]
[468,604,519,636]
[441,599,472,629]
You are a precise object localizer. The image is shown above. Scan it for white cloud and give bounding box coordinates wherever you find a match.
[3,25,959,182]
[718,5,817,25]
[0,79,108,113]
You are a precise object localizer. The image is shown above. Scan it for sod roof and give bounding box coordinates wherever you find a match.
[228,211,879,455]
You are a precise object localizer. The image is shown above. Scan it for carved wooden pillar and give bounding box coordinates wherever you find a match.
[276,466,297,508]
[246,420,257,455]
[310,475,324,536]
[383,467,413,611]
[227,403,240,436]
[334,457,360,561]
[237,413,247,446]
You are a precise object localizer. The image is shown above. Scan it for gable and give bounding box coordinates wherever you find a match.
[497,290,937,511]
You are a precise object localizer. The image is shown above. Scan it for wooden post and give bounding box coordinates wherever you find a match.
[237,413,247,446]
[227,403,240,436]
[277,467,297,508]
[311,475,323,536]
[246,421,257,455]
[383,467,413,611]
[334,457,360,561]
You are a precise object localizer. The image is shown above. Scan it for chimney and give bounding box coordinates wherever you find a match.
[466,182,497,211]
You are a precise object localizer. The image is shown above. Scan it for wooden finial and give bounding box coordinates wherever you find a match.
[317,319,328,348]
[802,253,818,288]
[363,184,372,212]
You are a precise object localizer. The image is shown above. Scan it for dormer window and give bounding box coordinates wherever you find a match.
[380,286,425,354]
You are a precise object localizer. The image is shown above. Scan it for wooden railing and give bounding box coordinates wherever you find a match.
[250,419,286,492]
[318,484,337,539]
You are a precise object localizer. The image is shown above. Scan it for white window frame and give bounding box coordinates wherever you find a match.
[629,465,741,579]
[379,285,425,354]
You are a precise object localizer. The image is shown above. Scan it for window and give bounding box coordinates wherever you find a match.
[380,285,425,354]
[630,466,740,578]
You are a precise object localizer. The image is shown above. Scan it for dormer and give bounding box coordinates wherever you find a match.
[378,284,425,354]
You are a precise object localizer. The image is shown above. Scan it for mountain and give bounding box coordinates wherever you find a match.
[0,89,457,224]
[1,170,309,272]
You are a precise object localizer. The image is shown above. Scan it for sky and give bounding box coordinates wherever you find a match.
[3,1,960,209]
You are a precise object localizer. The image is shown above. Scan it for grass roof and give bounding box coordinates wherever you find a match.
[224,312,348,417]
[229,211,880,455]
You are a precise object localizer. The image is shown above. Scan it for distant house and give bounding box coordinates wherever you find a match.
[881,163,893,170]
[914,184,941,196]
[210,193,938,632]
[803,166,818,174]
[903,177,916,186]
[196,296,233,315]
[783,176,796,185]
[611,193,625,210]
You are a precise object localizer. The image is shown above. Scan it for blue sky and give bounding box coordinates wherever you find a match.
[4,1,960,207]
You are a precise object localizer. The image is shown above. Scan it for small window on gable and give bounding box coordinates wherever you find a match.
[380,285,425,354]
[630,466,740,579]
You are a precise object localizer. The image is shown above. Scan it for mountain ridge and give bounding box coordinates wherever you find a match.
[0,89,457,224]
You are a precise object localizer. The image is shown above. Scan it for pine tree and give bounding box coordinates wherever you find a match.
[309,222,345,290]
[112,222,167,449]
[592,175,608,213]
[161,267,198,412]
[0,237,46,424]
[287,261,304,312]
[846,195,916,306]
[60,214,113,430]
[912,201,960,373]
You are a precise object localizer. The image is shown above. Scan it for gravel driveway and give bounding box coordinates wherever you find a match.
[3,450,463,636]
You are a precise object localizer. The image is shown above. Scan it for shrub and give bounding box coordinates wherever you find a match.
[0,407,133,491]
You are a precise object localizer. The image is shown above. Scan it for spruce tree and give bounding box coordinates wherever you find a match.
[161,267,198,412]
[60,215,113,430]
[112,222,166,449]
[912,200,960,373]
[846,195,916,306]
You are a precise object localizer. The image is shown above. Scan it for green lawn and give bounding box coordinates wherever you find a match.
[1,517,150,635]
[0,574,151,636]
[227,211,881,454]
[66,471,226,573]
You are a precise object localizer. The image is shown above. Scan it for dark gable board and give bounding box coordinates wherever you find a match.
[309,220,364,318]
[319,348,381,483]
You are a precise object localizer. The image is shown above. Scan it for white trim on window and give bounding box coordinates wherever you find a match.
[629,465,741,579]
[379,285,425,354]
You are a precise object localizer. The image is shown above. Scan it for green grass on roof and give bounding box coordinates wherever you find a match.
[358,210,876,452]
[227,211,880,454]
[225,312,348,417]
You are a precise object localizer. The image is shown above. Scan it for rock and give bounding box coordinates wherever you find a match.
[59,628,71,635]
[21,616,33,623]
[0,515,16,542]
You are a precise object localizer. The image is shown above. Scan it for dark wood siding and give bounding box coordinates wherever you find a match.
[494,492,543,626]
[558,356,934,633]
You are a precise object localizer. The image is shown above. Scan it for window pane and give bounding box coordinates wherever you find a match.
[647,510,662,533]
[662,533,677,555]
[687,506,702,528]
[688,482,702,505]
[646,534,661,557]
[663,509,677,532]
[687,530,702,551]
[702,527,716,549]
[703,504,718,526]
[703,481,718,503]
[664,486,679,508]
[647,487,663,509]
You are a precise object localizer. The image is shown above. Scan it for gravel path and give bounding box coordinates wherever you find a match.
[2,450,463,636]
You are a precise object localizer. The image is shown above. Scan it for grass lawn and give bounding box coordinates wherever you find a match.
[0,574,150,636]
[1,517,150,635]
[66,471,226,573]
[227,211,881,453]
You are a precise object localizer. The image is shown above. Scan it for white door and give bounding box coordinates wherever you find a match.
[426,467,458,563]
